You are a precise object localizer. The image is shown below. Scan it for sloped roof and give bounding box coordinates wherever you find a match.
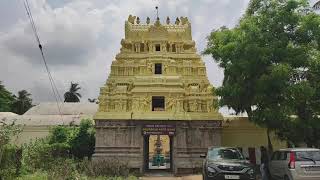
[24,102,98,115]
[2,114,93,126]
[0,103,97,126]
[314,1,320,9]
[0,112,18,116]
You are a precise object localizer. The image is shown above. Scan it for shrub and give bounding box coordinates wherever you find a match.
[48,119,95,159]
[0,145,22,179]
[70,119,95,159]
[17,171,48,180]
[79,158,130,177]
[22,138,54,172]
[46,158,79,180]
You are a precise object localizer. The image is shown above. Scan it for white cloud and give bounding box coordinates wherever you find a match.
[0,0,250,111]
[1,0,106,66]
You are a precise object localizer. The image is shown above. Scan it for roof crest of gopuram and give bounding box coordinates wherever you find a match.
[125,15,192,41]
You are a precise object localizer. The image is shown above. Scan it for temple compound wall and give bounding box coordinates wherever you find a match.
[93,15,224,174]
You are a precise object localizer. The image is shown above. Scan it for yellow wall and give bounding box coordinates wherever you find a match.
[222,117,286,150]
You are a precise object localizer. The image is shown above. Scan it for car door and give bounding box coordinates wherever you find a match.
[269,151,280,179]
[277,151,289,178]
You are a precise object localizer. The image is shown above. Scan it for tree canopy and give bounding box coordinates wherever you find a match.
[64,82,81,102]
[0,82,33,114]
[0,81,15,112]
[12,90,33,115]
[204,0,320,147]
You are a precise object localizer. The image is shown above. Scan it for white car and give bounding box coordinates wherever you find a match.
[268,148,320,180]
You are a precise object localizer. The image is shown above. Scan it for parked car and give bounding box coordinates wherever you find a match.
[269,148,320,180]
[201,147,256,180]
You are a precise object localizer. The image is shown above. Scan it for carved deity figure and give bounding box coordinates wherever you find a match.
[128,15,136,24]
[176,99,183,112]
[127,80,134,92]
[189,100,198,112]
[108,80,116,93]
[161,43,166,52]
[180,17,189,25]
[98,98,107,112]
[140,96,151,111]
[148,42,153,52]
[132,97,140,111]
[199,81,207,92]
[121,99,127,111]
[147,63,153,73]
[206,100,214,112]
[114,99,120,112]
[166,96,176,111]
[163,64,169,74]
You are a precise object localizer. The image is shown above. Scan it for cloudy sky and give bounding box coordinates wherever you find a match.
[1,0,318,106]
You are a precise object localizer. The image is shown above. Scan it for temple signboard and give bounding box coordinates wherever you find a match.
[142,124,176,135]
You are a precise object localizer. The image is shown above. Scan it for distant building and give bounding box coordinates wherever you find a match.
[0,102,98,144]
[313,1,320,10]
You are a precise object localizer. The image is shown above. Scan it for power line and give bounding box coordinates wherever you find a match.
[23,0,63,118]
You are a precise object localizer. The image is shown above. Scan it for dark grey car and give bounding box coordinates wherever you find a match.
[201,147,256,180]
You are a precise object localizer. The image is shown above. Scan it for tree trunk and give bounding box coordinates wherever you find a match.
[267,128,273,156]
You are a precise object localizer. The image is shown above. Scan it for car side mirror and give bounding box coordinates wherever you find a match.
[200,154,206,158]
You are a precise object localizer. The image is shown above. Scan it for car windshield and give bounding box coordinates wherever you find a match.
[295,151,320,161]
[208,148,244,160]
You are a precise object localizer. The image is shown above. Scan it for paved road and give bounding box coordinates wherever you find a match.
[140,175,202,180]
[141,174,261,180]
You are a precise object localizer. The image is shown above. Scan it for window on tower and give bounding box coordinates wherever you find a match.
[152,96,165,111]
[155,44,161,51]
[155,63,162,74]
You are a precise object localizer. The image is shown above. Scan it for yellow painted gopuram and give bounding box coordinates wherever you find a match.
[95,15,222,121]
[93,15,224,174]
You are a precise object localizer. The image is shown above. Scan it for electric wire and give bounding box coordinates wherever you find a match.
[23,0,63,118]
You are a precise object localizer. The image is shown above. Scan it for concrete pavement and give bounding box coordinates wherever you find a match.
[140,175,202,180]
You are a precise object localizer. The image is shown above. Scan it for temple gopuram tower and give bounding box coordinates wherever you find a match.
[93,15,223,174]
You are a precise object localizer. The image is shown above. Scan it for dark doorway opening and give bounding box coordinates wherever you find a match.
[143,135,173,172]
[152,96,165,111]
[155,44,161,51]
[155,63,162,74]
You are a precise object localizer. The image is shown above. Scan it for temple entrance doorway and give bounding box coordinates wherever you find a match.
[143,134,173,172]
[142,124,176,172]
[149,135,171,170]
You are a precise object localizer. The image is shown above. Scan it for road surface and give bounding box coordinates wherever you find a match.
[140,175,202,180]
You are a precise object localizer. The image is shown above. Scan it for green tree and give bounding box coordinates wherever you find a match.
[0,81,15,112]
[70,119,95,159]
[12,90,33,115]
[47,119,95,159]
[204,0,320,148]
[64,82,81,102]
